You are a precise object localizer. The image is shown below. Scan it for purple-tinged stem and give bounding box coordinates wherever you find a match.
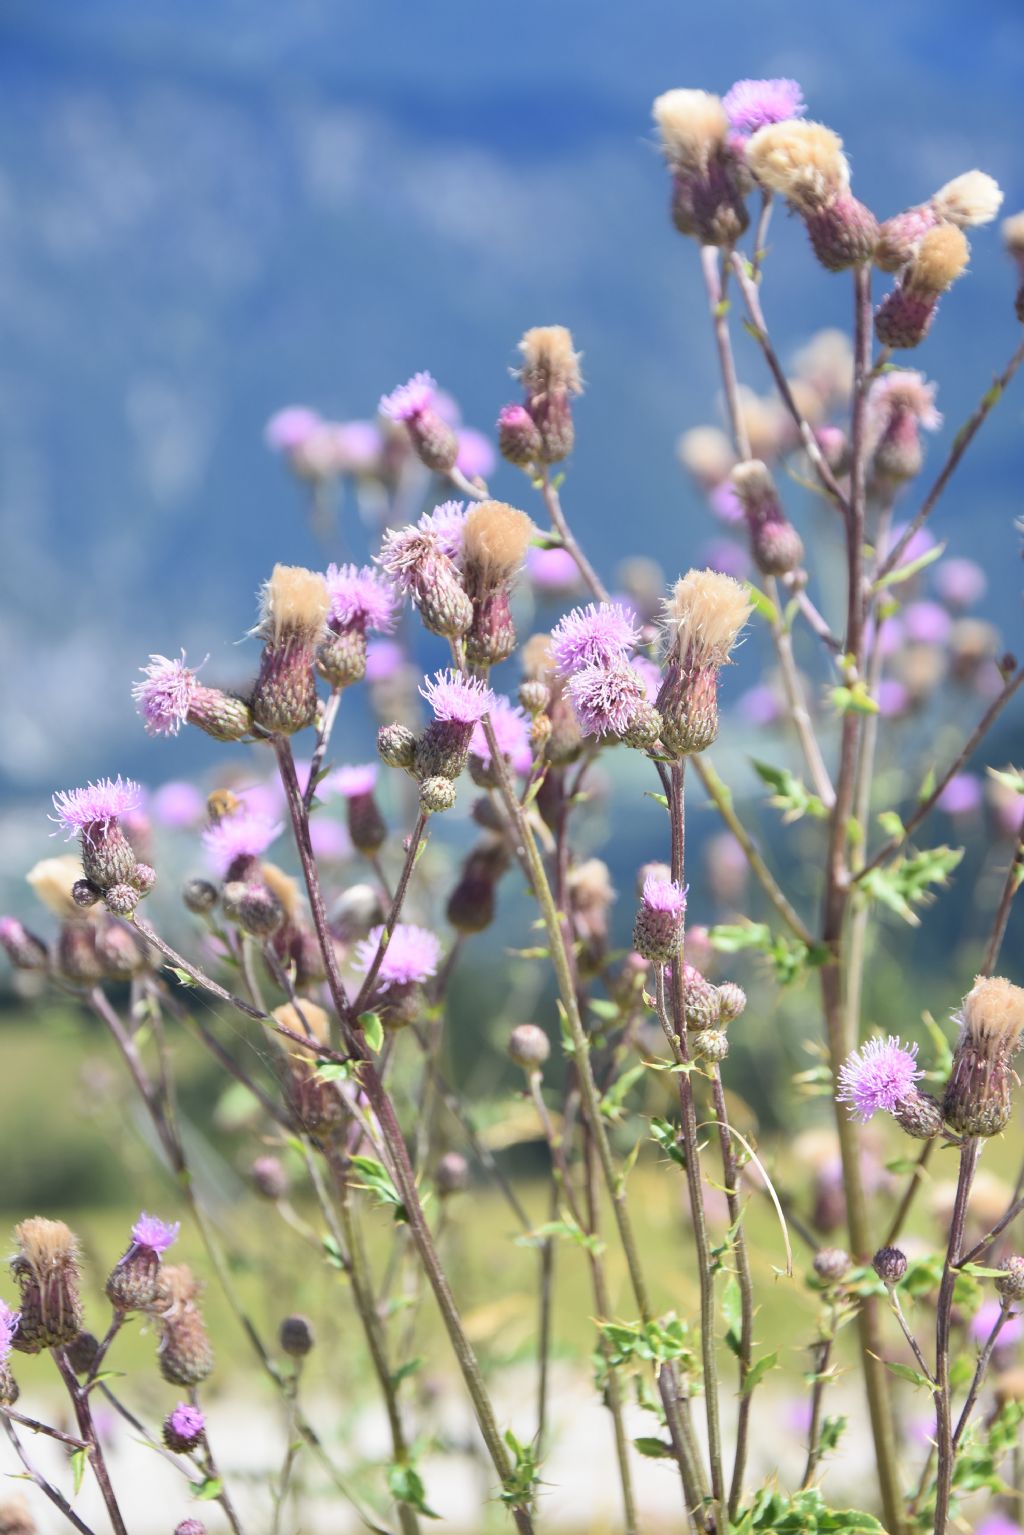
[933,1138,980,1535]
[1,1416,98,1535]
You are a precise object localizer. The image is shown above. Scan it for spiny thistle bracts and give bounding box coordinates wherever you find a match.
[461,500,534,664]
[252,565,330,734]
[415,670,497,782]
[657,570,752,756]
[865,370,942,486]
[164,1401,205,1453]
[378,520,473,638]
[515,325,583,461]
[107,1213,180,1312]
[876,224,971,349]
[10,1218,83,1352]
[633,872,688,963]
[51,777,148,896]
[155,1265,215,1387]
[319,563,398,687]
[133,653,253,742]
[653,88,749,246]
[379,371,458,472]
[730,459,804,576]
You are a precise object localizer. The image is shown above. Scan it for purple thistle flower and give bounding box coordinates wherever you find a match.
[0,1299,20,1364]
[456,428,496,480]
[876,679,910,718]
[366,639,406,682]
[701,537,751,581]
[904,600,952,646]
[723,78,806,136]
[324,564,398,634]
[631,655,662,701]
[526,545,582,594]
[310,818,353,862]
[379,371,437,422]
[132,1213,180,1254]
[568,662,647,738]
[737,683,782,727]
[52,777,143,839]
[976,1516,1024,1535]
[970,1299,1024,1348]
[331,763,379,798]
[709,480,745,525]
[418,500,468,562]
[264,406,323,452]
[419,669,495,725]
[642,872,687,918]
[470,696,532,774]
[133,653,202,736]
[170,1401,205,1438]
[202,811,282,878]
[837,1036,923,1123]
[355,922,441,989]
[334,420,383,473]
[550,602,639,674]
[937,772,983,817]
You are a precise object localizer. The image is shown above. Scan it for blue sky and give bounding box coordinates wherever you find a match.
[0,0,1021,835]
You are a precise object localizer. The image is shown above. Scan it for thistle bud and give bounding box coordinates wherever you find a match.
[11,1218,83,1352]
[163,1402,205,1453]
[509,1023,551,1073]
[497,403,543,466]
[54,922,104,984]
[221,881,285,940]
[131,862,158,895]
[657,571,752,757]
[0,917,48,972]
[435,1152,470,1196]
[996,1255,1024,1304]
[419,776,458,815]
[251,565,330,735]
[632,872,687,963]
[0,1498,34,1535]
[892,1089,944,1140]
[72,879,102,909]
[804,191,879,272]
[813,1247,850,1285]
[332,765,387,854]
[1002,212,1024,321]
[731,460,804,577]
[874,204,939,273]
[286,1056,345,1137]
[516,326,583,463]
[694,1028,729,1063]
[96,920,149,980]
[872,1246,907,1285]
[250,1156,289,1200]
[156,1266,215,1387]
[716,981,747,1023]
[104,883,140,918]
[684,964,721,1030]
[943,975,1024,1137]
[377,722,417,771]
[175,1523,206,1535]
[331,883,385,945]
[519,678,550,715]
[652,90,749,247]
[279,1314,315,1357]
[65,1330,101,1376]
[183,878,219,915]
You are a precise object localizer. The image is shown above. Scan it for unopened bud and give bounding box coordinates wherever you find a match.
[104,883,141,918]
[72,879,102,909]
[694,1028,729,1063]
[419,776,458,815]
[518,678,550,715]
[435,1152,470,1196]
[509,1023,551,1072]
[996,1255,1024,1304]
[497,403,543,467]
[892,1090,944,1140]
[221,882,285,939]
[716,982,747,1023]
[65,1330,101,1376]
[183,878,219,915]
[872,1246,907,1285]
[377,723,417,771]
[813,1247,850,1285]
[684,965,721,1030]
[0,917,48,972]
[251,1156,289,1200]
[131,862,158,894]
[279,1314,315,1357]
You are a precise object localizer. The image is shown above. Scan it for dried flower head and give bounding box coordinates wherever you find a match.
[837,1036,923,1123]
[419,669,495,725]
[156,1265,214,1386]
[652,89,729,173]
[256,565,330,648]
[26,855,93,921]
[550,602,639,673]
[203,810,282,880]
[517,326,583,399]
[906,223,970,296]
[462,501,535,585]
[354,923,441,990]
[272,999,332,1045]
[945,975,1024,1137]
[1003,212,1024,258]
[931,170,1003,228]
[722,77,805,137]
[746,120,849,212]
[324,563,398,634]
[677,424,736,487]
[662,570,752,668]
[11,1218,83,1351]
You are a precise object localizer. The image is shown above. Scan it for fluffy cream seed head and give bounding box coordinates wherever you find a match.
[746,120,849,212]
[463,502,536,582]
[906,223,970,295]
[676,425,736,486]
[663,569,753,667]
[960,975,1024,1055]
[259,863,301,922]
[931,170,1004,229]
[1002,212,1024,257]
[521,633,556,682]
[272,1000,331,1046]
[730,458,776,507]
[517,326,583,398]
[258,565,330,647]
[14,1217,80,1277]
[26,855,95,921]
[652,88,728,174]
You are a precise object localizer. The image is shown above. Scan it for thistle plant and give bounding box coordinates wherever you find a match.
[3,72,1024,1535]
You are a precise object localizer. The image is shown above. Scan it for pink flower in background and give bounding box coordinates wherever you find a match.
[366,639,406,682]
[152,781,205,828]
[420,669,495,724]
[708,480,745,525]
[904,601,952,646]
[379,371,437,422]
[309,818,352,862]
[456,428,496,480]
[52,777,142,839]
[331,764,379,798]
[737,684,782,727]
[724,77,805,136]
[265,406,322,451]
[355,923,441,989]
[701,538,750,580]
[527,545,582,594]
[883,523,937,569]
[551,602,638,673]
[203,811,282,878]
[470,696,532,774]
[334,420,383,473]
[631,655,662,700]
[970,1299,1024,1348]
[837,1037,922,1122]
[935,556,987,609]
[937,773,983,816]
[876,679,910,717]
[324,563,398,633]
